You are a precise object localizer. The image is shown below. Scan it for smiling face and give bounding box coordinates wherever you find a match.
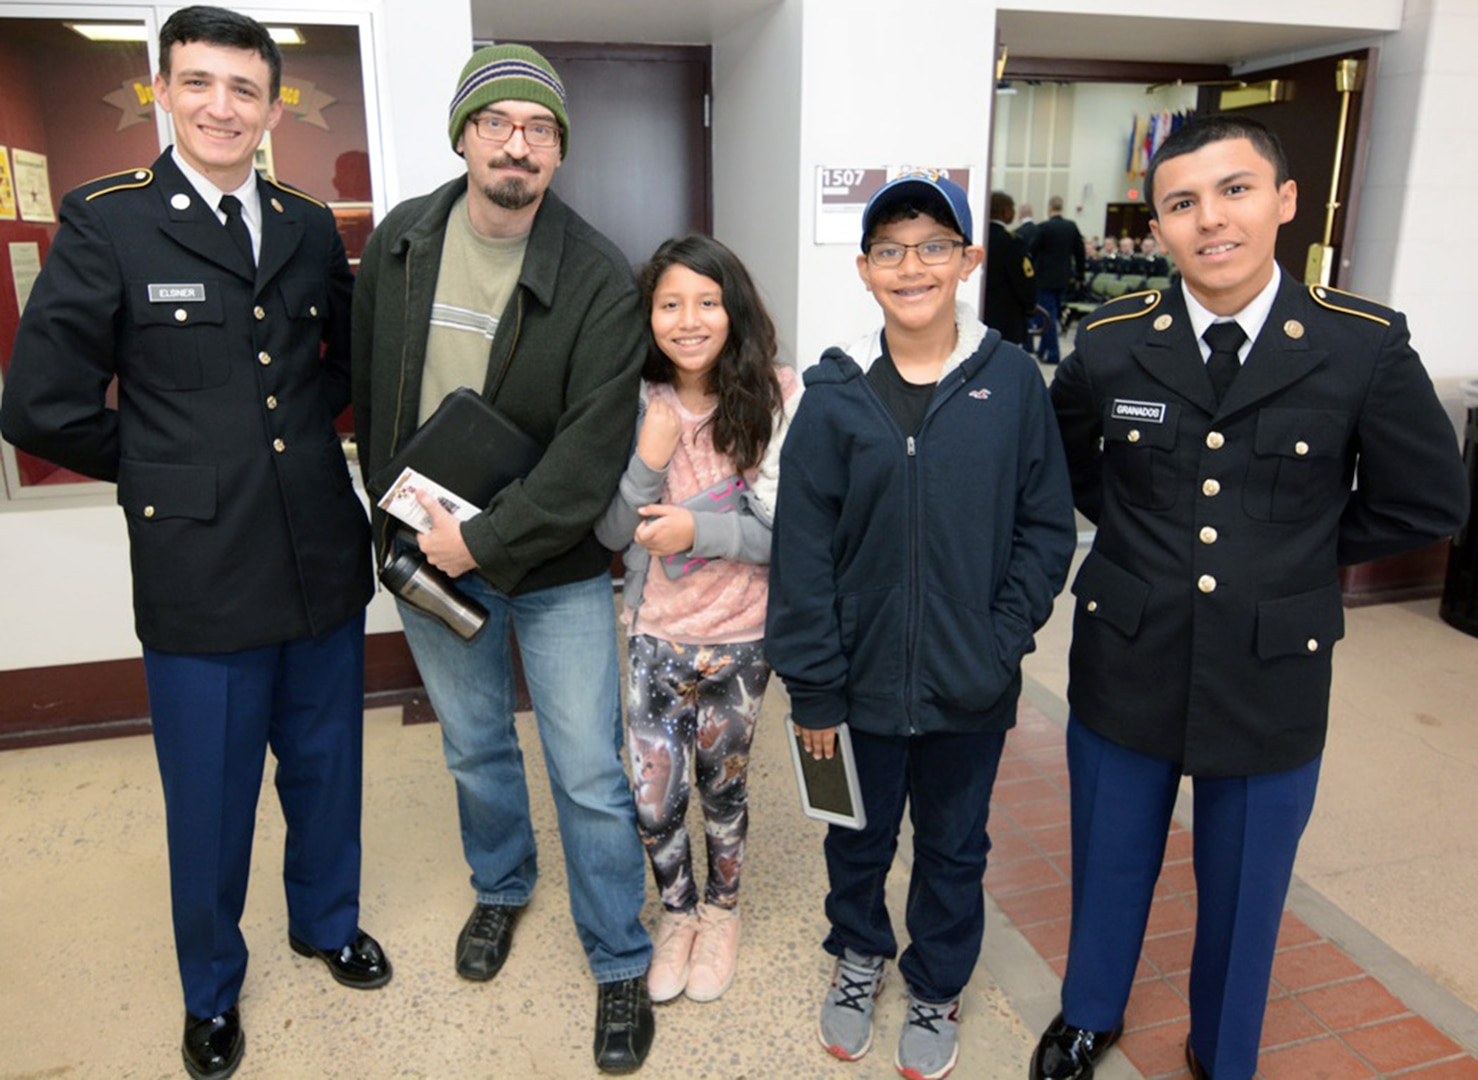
[1149,136,1297,316]
[154,40,281,191]
[856,214,983,336]
[649,263,731,391]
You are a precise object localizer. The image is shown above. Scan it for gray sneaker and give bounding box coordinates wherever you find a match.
[895,991,961,1080]
[818,949,886,1061]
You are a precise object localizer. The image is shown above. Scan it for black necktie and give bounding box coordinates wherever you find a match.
[1203,320,1247,405]
[219,194,255,269]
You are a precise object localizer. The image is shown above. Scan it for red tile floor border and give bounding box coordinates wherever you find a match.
[984,702,1478,1078]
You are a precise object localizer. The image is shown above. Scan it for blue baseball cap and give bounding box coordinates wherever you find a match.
[860,173,973,251]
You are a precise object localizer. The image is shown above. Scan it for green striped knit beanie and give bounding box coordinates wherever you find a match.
[448,44,569,156]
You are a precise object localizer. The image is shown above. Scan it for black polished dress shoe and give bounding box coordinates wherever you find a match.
[182,1005,243,1080]
[456,902,523,981]
[289,928,393,989]
[593,975,655,1074]
[1029,1012,1124,1079]
[1185,1039,1211,1079]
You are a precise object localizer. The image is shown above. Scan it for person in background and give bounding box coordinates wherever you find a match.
[350,43,654,1074]
[983,190,1037,346]
[767,173,1076,1080]
[1014,201,1040,250]
[1025,195,1085,364]
[596,234,801,1007]
[1031,113,1468,1080]
[1,8,388,1079]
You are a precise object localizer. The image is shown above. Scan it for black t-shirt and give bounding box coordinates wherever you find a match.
[866,339,937,437]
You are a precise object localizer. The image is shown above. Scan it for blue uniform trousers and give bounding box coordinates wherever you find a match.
[143,612,366,1017]
[1060,715,1320,1079]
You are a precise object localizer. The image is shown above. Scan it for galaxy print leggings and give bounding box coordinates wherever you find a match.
[626,634,771,913]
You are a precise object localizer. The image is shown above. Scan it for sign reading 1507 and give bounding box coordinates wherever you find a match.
[819,168,870,189]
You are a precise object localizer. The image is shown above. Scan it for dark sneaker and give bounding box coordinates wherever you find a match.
[455,902,523,981]
[593,975,655,1074]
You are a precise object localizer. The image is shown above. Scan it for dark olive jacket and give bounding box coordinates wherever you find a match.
[351,179,645,595]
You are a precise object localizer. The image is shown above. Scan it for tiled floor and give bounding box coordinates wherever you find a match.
[4,578,1476,1077]
[987,702,1478,1079]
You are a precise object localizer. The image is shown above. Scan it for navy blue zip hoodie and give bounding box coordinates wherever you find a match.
[766,304,1077,736]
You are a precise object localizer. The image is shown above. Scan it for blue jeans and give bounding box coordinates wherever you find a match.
[397,571,651,982]
[1037,288,1064,362]
[823,726,1007,1002]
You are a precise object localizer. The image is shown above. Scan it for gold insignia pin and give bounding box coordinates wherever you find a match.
[1284,319,1305,339]
[170,193,191,210]
[1153,314,1173,331]
[271,198,284,213]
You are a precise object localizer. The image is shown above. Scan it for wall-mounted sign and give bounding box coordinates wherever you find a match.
[0,148,16,221]
[12,149,54,224]
[815,165,974,245]
[10,242,41,315]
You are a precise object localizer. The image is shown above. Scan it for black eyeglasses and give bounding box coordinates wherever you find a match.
[864,238,966,268]
[467,113,560,149]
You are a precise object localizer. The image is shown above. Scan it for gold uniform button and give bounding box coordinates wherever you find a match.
[1128,429,1141,443]
[272,438,286,453]
[309,305,319,317]
[143,505,156,518]
[1198,574,1217,594]
[254,305,266,321]
[1307,638,1320,653]
[1202,478,1221,497]
[1154,314,1173,331]
[174,308,188,322]
[1086,600,1099,613]
[258,351,272,366]
[1206,431,1225,450]
[266,395,278,410]
[1200,526,1218,544]
[1295,440,1310,456]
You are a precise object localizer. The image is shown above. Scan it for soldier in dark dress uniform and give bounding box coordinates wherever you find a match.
[0,9,389,1079]
[983,190,1037,345]
[1028,115,1468,1080]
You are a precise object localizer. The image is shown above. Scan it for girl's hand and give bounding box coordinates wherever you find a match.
[636,400,682,470]
[635,503,696,557]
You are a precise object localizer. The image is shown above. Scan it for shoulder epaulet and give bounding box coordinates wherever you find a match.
[82,167,153,201]
[1083,290,1161,332]
[1308,284,1392,327]
[263,175,327,209]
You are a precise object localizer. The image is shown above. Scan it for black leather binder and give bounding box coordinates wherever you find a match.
[368,387,543,508]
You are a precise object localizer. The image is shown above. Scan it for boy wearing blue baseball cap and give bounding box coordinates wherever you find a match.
[766,173,1077,1079]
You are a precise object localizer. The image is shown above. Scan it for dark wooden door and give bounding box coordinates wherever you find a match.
[526,42,712,269]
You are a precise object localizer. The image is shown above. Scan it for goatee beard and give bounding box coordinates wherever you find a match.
[486,176,538,211]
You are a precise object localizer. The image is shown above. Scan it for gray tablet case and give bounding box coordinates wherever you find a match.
[788,719,866,830]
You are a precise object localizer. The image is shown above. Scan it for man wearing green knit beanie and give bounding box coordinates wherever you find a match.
[352,42,656,1074]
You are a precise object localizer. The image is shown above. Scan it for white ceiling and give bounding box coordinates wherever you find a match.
[996,11,1372,68]
[473,0,782,45]
[472,2,1371,69]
